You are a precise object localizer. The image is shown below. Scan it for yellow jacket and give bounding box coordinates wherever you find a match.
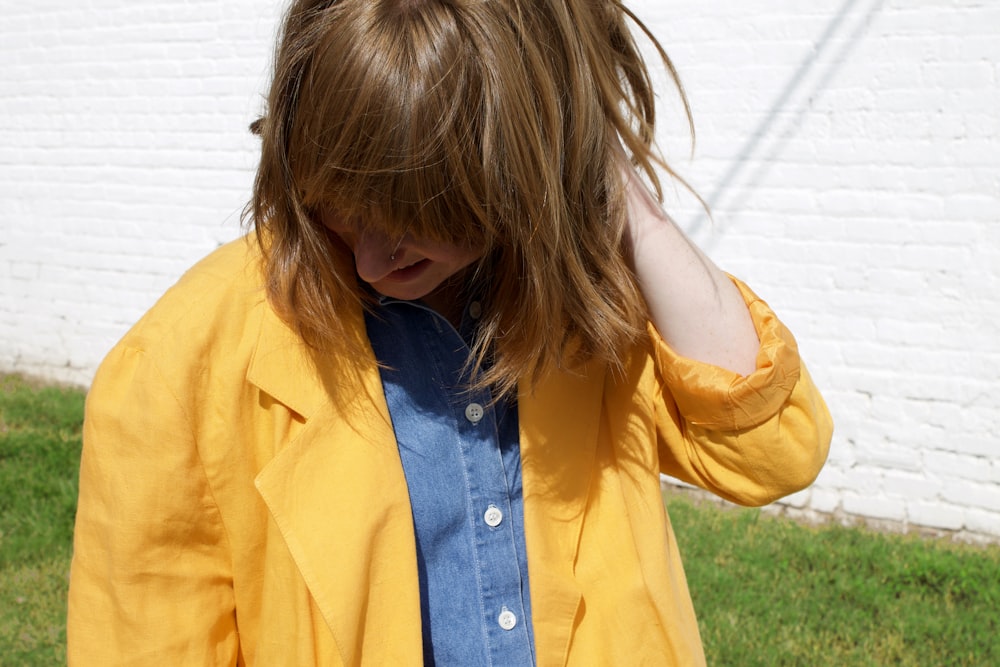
[68,237,832,666]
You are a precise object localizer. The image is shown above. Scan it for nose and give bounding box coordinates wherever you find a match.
[352,228,398,283]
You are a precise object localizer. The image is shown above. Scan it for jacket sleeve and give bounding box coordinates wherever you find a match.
[651,278,833,506]
[67,344,239,665]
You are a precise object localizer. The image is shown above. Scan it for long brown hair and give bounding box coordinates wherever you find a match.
[247,0,693,398]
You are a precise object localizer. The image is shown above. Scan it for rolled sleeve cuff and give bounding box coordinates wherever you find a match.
[652,277,802,432]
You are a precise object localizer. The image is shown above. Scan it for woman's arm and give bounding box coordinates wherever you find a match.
[620,169,832,504]
[68,345,239,665]
[624,168,760,376]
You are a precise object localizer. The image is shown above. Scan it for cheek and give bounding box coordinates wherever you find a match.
[327,230,357,255]
[320,212,363,246]
[440,244,484,267]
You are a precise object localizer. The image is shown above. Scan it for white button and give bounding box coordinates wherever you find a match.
[468,301,482,319]
[484,505,503,527]
[465,402,484,423]
[498,608,517,631]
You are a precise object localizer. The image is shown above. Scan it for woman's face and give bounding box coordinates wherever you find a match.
[322,213,483,303]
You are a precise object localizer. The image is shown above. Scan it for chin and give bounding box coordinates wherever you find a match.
[371,282,437,302]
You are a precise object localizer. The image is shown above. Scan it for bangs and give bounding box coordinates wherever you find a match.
[290,0,492,247]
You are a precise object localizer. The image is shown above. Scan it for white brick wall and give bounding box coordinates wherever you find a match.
[653,0,1000,541]
[1,0,280,383]
[2,0,998,540]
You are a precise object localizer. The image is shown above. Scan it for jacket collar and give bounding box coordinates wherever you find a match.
[246,303,324,419]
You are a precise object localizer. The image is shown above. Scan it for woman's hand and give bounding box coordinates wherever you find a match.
[623,167,760,376]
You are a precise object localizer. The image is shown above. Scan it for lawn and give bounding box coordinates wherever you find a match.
[668,493,1000,666]
[0,375,83,665]
[1,374,998,665]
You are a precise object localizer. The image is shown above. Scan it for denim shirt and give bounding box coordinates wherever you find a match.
[364,296,536,666]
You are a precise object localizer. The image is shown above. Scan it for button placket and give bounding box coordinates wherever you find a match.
[368,301,534,664]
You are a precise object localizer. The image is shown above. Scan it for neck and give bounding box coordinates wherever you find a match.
[421,272,471,329]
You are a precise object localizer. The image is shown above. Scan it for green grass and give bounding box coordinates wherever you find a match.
[0,375,84,665]
[667,493,1000,666]
[1,374,999,666]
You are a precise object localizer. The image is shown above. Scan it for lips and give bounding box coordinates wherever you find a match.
[383,258,431,282]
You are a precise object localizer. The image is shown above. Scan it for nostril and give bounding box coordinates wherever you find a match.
[352,235,400,283]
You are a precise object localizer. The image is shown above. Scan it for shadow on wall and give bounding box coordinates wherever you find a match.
[686,0,887,247]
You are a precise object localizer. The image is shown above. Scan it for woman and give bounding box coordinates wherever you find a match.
[68,0,832,664]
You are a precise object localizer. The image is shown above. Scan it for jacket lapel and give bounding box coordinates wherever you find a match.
[248,303,422,663]
[519,359,605,667]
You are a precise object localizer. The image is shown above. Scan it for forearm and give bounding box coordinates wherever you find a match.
[625,171,759,376]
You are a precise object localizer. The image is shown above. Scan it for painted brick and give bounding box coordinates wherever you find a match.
[842,494,908,523]
[941,481,1000,514]
[781,489,812,510]
[965,509,1000,539]
[884,471,941,502]
[809,489,842,515]
[907,501,966,532]
[856,442,924,475]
